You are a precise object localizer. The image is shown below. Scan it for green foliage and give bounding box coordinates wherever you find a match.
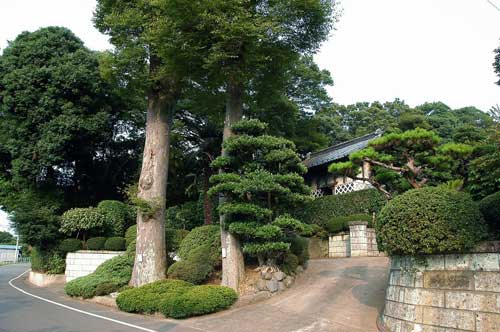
[104,237,126,251]
[289,236,309,266]
[494,45,500,86]
[86,237,107,251]
[160,285,238,319]
[97,200,134,237]
[467,131,500,199]
[210,119,311,264]
[65,254,133,298]
[165,200,204,230]
[116,280,193,314]
[46,252,66,275]
[117,279,237,319]
[59,239,83,253]
[165,228,189,253]
[167,245,214,284]
[60,208,105,239]
[478,192,500,237]
[0,231,14,244]
[325,214,372,234]
[177,225,221,265]
[30,247,49,273]
[295,189,386,227]
[124,225,136,247]
[376,187,487,256]
[280,253,299,275]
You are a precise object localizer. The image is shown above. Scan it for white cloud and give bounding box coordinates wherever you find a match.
[0,210,12,234]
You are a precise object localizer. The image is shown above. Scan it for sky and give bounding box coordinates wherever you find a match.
[0,1,499,231]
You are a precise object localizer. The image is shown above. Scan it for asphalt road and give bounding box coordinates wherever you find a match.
[0,257,389,332]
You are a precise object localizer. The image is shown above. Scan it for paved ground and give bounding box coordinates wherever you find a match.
[0,257,389,332]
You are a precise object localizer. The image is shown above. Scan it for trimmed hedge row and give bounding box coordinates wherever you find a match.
[116,280,238,319]
[294,189,386,227]
[376,187,487,256]
[325,214,372,234]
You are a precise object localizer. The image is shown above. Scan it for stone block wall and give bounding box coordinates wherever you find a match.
[381,253,500,332]
[65,250,124,281]
[329,233,350,258]
[327,222,384,258]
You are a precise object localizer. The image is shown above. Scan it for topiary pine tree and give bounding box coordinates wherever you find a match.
[209,119,311,268]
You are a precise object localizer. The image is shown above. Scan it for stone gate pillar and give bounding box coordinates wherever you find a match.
[349,221,368,257]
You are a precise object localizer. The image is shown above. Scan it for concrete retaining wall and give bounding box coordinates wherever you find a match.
[28,271,66,287]
[65,251,124,281]
[381,253,500,332]
[329,233,350,257]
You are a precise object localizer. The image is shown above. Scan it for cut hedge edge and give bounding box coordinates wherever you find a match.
[376,187,487,256]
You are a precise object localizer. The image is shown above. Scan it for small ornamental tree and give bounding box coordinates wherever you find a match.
[60,208,105,242]
[328,129,474,198]
[209,120,311,267]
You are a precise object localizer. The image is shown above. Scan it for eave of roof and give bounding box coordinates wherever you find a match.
[303,130,383,168]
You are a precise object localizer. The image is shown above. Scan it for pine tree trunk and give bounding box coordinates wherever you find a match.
[130,85,174,287]
[220,81,245,292]
[203,167,213,225]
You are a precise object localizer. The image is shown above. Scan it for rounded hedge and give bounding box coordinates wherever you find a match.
[177,225,221,265]
[478,191,500,236]
[97,200,133,237]
[59,238,83,253]
[104,237,126,251]
[376,187,487,256]
[167,245,214,284]
[325,213,372,234]
[60,207,105,236]
[86,237,107,250]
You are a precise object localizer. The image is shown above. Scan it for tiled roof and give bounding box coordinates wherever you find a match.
[303,130,383,168]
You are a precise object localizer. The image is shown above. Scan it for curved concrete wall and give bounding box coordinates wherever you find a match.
[65,250,123,281]
[381,253,500,332]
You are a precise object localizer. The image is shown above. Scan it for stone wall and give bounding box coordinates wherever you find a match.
[329,233,350,258]
[309,237,329,259]
[65,251,124,282]
[28,271,66,287]
[327,222,384,258]
[381,253,500,332]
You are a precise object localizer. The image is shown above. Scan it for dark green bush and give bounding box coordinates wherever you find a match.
[97,200,134,237]
[325,214,372,234]
[31,247,49,272]
[116,279,193,314]
[377,187,488,256]
[86,237,107,250]
[159,285,238,319]
[46,252,66,274]
[280,252,299,275]
[59,238,83,253]
[125,225,136,246]
[167,245,214,284]
[289,236,309,266]
[177,225,221,266]
[65,254,133,298]
[479,191,500,236]
[104,237,126,251]
[165,228,190,253]
[295,189,386,226]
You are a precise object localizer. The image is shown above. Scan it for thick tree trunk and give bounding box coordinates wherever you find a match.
[203,167,213,225]
[130,88,174,287]
[220,81,245,292]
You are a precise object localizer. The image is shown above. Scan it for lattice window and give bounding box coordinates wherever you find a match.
[334,181,372,195]
[311,188,325,198]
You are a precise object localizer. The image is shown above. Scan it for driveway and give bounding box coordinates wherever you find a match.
[0,257,389,332]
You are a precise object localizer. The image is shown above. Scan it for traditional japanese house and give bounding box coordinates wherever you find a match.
[303,130,383,197]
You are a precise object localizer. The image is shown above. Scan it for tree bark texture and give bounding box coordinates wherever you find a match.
[220,81,245,292]
[130,88,174,287]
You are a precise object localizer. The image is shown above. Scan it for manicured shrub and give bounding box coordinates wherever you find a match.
[59,238,83,253]
[64,254,133,298]
[325,214,372,234]
[479,191,500,236]
[167,245,214,284]
[177,225,221,266]
[46,252,66,274]
[30,247,49,272]
[376,187,487,256]
[97,200,134,237]
[86,237,107,250]
[289,236,309,266]
[104,237,126,251]
[125,225,136,246]
[165,228,190,253]
[159,285,238,319]
[116,279,193,314]
[60,207,105,241]
[295,189,386,227]
[280,252,299,275]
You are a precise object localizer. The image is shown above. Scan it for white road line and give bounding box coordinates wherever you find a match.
[8,269,158,332]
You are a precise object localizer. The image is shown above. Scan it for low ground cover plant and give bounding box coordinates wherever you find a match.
[376,187,487,256]
[64,254,133,298]
[116,279,238,319]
